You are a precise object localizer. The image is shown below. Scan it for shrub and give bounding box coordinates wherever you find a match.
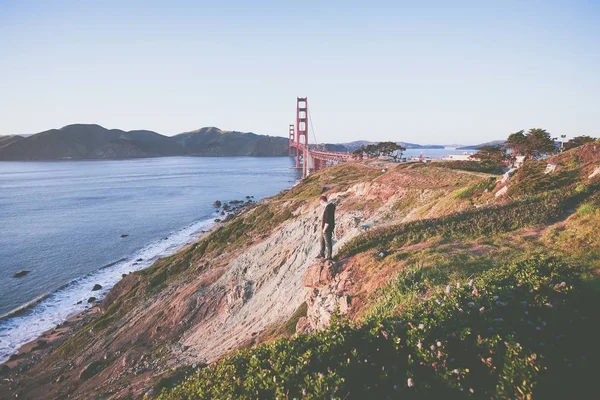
[154,257,597,399]
[577,204,596,216]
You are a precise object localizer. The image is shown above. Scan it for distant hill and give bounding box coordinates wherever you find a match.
[0,125,289,160]
[456,140,505,150]
[322,141,446,153]
[0,135,24,149]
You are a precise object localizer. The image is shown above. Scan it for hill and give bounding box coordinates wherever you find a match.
[325,141,446,153]
[0,125,289,160]
[456,139,505,150]
[0,135,24,149]
[3,141,600,398]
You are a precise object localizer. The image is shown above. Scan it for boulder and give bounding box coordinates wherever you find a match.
[589,166,600,179]
[87,297,97,303]
[295,316,312,335]
[92,284,102,291]
[495,186,508,197]
[79,361,105,381]
[120,234,129,238]
[303,261,337,288]
[13,270,30,278]
[544,163,557,174]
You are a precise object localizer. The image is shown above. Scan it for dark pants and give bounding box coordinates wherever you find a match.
[319,230,333,259]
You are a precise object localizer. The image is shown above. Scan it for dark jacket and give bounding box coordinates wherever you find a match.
[322,203,336,232]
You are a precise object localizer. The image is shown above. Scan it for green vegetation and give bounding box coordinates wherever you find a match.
[438,160,504,175]
[338,186,587,258]
[353,142,406,160]
[474,145,508,164]
[506,128,556,160]
[453,178,496,200]
[563,135,596,151]
[156,257,598,399]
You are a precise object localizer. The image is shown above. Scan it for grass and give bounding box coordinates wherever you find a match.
[155,257,599,399]
[337,188,579,259]
[438,160,504,175]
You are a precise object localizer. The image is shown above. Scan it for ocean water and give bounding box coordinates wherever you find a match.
[0,157,301,363]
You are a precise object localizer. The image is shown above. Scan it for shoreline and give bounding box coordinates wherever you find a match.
[0,221,223,372]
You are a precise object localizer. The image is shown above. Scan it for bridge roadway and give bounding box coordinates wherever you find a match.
[289,142,356,177]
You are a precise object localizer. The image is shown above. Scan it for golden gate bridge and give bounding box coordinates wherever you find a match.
[288,97,355,177]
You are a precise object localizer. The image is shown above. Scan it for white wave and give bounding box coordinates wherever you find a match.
[0,218,215,364]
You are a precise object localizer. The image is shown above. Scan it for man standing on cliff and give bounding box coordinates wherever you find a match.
[317,195,336,261]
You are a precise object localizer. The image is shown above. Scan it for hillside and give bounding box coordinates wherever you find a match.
[2,141,600,399]
[456,140,505,150]
[0,135,23,149]
[0,125,289,160]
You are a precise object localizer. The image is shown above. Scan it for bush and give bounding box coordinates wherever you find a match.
[154,257,598,399]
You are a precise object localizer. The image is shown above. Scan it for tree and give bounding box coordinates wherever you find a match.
[563,135,595,151]
[354,142,407,161]
[506,130,528,157]
[377,141,406,161]
[525,128,555,158]
[506,128,555,160]
[475,145,508,163]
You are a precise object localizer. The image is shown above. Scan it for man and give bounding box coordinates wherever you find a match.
[318,195,335,260]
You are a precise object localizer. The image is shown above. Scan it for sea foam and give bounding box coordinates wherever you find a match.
[0,218,214,364]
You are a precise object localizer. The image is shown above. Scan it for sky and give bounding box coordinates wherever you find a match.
[0,0,599,145]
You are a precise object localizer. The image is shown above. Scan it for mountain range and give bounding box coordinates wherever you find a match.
[0,124,502,161]
[0,125,289,160]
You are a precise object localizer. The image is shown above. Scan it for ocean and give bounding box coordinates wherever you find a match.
[0,157,301,363]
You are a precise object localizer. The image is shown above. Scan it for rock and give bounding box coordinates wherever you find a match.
[13,270,30,278]
[338,296,351,313]
[120,234,129,238]
[500,167,516,183]
[79,361,105,381]
[214,219,222,223]
[495,186,508,197]
[92,284,102,291]
[87,297,97,303]
[213,200,222,208]
[544,163,557,174]
[295,316,312,334]
[77,300,83,304]
[136,258,143,262]
[220,211,225,216]
[122,274,127,278]
[589,166,600,179]
[303,262,337,288]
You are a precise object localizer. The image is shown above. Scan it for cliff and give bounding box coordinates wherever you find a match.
[0,125,289,160]
[2,142,600,398]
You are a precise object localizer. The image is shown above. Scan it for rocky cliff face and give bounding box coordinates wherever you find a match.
[3,163,486,399]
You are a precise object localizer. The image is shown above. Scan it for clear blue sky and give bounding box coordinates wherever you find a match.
[1,0,598,145]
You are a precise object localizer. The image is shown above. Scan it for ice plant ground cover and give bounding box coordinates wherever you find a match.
[155,256,599,399]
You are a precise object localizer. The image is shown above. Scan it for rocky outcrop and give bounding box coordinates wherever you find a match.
[300,260,354,332]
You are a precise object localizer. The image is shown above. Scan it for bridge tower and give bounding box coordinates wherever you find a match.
[288,124,296,156]
[296,97,309,174]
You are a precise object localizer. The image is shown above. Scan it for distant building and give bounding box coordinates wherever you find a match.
[442,152,476,161]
